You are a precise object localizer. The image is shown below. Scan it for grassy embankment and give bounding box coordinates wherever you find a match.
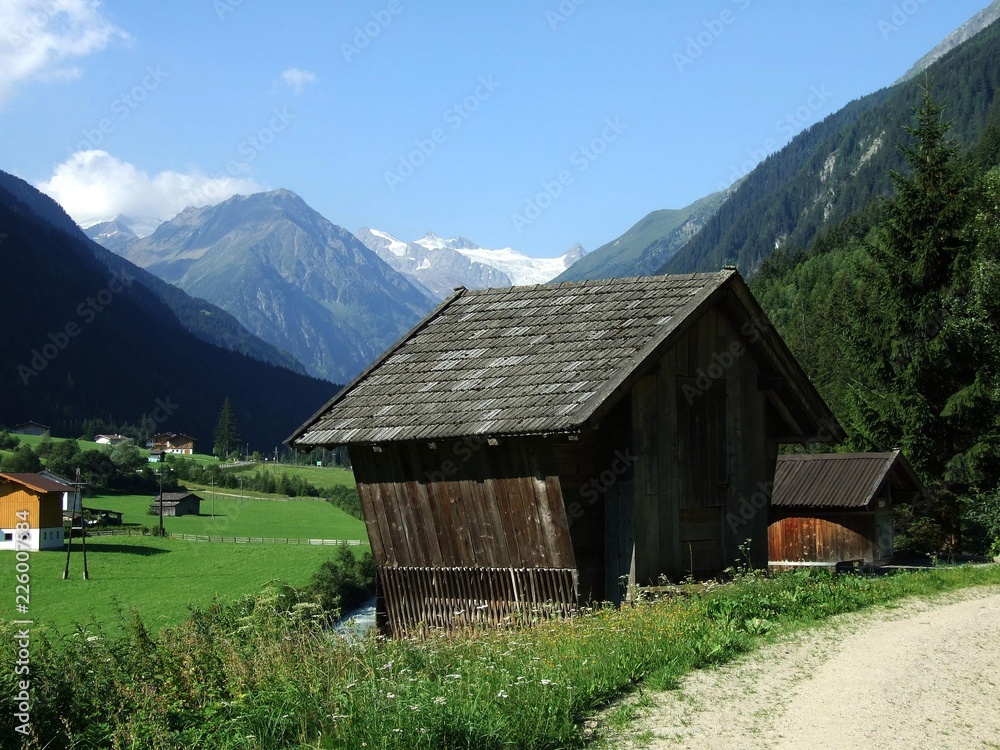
[3,564,998,748]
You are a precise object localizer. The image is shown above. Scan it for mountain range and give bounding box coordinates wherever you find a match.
[89,190,437,383]
[0,173,335,449]
[356,228,586,299]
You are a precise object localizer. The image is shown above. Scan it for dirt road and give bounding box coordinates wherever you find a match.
[608,585,1000,749]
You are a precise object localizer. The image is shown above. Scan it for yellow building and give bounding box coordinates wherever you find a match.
[0,472,67,551]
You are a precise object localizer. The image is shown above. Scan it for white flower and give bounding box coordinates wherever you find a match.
[434,696,446,705]
[497,690,509,699]
[540,679,552,685]
[446,673,461,680]
[386,693,396,699]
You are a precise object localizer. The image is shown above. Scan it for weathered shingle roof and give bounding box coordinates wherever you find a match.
[292,272,731,446]
[772,451,924,509]
[290,270,841,447]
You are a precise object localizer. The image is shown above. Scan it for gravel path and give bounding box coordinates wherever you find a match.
[607,585,1000,749]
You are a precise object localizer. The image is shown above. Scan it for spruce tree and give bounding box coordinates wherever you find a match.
[843,89,985,549]
[213,397,241,459]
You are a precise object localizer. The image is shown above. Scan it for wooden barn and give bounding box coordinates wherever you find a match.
[290,270,842,633]
[150,492,201,517]
[768,450,925,567]
[0,472,68,551]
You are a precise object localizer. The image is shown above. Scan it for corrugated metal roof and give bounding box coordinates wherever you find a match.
[0,472,71,494]
[771,451,923,508]
[291,272,730,446]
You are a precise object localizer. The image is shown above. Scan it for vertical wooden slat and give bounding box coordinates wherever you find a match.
[632,374,659,584]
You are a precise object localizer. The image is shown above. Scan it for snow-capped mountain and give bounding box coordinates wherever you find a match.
[356,228,587,299]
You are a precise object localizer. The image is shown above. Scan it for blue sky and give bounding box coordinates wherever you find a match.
[0,0,993,257]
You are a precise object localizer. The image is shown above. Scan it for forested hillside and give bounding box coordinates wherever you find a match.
[663,18,1000,276]
[751,93,1000,556]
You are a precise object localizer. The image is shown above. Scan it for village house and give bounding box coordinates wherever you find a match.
[11,421,49,436]
[290,270,842,633]
[150,432,196,455]
[768,450,925,568]
[0,472,68,551]
[95,434,130,446]
[38,468,82,514]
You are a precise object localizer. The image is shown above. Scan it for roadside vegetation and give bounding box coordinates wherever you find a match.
[2,564,997,748]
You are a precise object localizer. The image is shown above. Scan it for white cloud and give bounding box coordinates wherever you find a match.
[0,0,128,106]
[279,67,317,95]
[37,150,263,227]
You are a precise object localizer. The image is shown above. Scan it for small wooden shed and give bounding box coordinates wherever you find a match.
[0,472,68,550]
[150,492,201,517]
[290,270,841,633]
[768,450,925,567]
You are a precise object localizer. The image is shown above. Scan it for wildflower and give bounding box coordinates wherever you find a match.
[392,728,402,733]
[386,693,396,699]
[409,705,420,711]
[380,661,393,670]
[446,673,461,680]
[434,697,446,705]
[540,679,552,685]
[497,690,509,698]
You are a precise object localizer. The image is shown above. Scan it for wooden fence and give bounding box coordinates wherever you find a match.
[379,566,578,634]
[85,528,362,545]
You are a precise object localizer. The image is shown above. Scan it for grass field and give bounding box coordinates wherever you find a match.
[226,461,357,491]
[0,535,348,633]
[88,491,366,539]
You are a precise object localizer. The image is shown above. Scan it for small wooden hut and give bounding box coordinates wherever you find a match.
[150,492,201,517]
[768,450,925,567]
[289,270,841,633]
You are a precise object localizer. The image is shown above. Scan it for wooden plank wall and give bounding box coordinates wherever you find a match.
[349,437,579,632]
[350,437,575,571]
[768,512,879,563]
[632,302,776,582]
[0,487,61,528]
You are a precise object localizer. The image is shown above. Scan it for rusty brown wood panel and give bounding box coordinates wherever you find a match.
[350,447,392,565]
[405,443,445,566]
[768,513,878,563]
[382,445,428,566]
[473,447,516,568]
[507,441,547,567]
[440,470,477,566]
[369,449,416,566]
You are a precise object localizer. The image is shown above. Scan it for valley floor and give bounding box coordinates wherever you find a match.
[606,584,1000,749]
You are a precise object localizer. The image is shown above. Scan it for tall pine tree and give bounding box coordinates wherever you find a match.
[213,397,241,459]
[843,88,991,550]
